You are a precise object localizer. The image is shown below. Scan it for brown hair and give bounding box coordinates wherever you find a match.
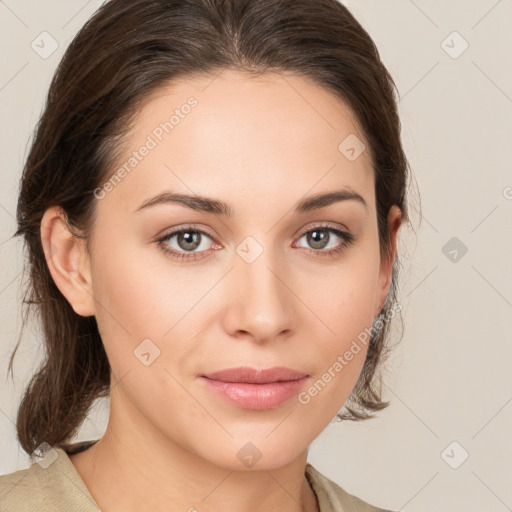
[9,0,416,456]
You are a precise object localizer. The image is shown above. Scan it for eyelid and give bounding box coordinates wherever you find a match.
[156,224,219,243]
[295,220,350,236]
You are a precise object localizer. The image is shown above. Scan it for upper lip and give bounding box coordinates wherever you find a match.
[201,366,309,384]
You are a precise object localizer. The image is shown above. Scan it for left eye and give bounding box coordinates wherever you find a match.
[296,227,349,251]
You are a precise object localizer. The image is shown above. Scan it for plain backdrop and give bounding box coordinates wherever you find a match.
[1,1,511,511]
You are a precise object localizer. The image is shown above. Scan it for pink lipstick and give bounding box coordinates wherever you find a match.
[200,366,310,410]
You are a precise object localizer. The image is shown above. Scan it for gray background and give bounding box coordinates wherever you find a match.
[1,1,511,511]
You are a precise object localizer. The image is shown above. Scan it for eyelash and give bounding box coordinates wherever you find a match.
[155,223,356,262]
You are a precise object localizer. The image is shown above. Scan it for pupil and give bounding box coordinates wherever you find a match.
[309,230,328,249]
[179,231,200,251]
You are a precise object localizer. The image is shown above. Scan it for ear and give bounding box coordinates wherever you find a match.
[40,206,96,317]
[374,205,402,317]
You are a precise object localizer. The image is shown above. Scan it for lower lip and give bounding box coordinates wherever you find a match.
[200,376,309,410]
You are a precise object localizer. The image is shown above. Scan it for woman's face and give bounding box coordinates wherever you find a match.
[53,69,401,470]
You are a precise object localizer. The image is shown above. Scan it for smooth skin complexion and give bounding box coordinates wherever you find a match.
[40,69,402,512]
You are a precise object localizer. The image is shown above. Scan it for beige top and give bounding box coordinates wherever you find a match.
[0,441,393,512]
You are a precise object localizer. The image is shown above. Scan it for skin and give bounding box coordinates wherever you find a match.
[41,69,402,512]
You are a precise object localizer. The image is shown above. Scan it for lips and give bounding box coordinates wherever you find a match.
[200,366,311,410]
[201,366,309,384]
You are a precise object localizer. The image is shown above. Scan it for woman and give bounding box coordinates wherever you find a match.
[1,0,411,510]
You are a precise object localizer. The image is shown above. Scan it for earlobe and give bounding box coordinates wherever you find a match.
[40,206,96,317]
[375,205,402,316]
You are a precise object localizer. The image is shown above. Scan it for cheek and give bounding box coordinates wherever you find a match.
[298,280,373,422]
[88,235,207,370]
[303,250,380,342]
[295,248,379,409]
[88,235,160,367]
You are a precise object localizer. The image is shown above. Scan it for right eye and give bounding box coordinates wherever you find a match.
[156,226,221,261]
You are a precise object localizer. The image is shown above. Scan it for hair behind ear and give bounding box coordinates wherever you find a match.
[9,258,110,454]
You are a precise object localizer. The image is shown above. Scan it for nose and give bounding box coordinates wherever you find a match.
[222,246,295,344]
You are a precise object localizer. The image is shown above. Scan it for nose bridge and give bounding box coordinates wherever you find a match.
[227,236,293,339]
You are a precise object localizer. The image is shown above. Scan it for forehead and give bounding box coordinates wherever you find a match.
[102,69,375,214]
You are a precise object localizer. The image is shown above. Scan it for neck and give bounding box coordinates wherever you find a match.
[69,392,319,512]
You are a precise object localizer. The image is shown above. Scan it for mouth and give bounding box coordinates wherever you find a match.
[201,366,309,384]
[200,366,310,410]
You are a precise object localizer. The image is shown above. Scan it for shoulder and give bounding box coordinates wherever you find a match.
[305,463,395,512]
[0,447,100,512]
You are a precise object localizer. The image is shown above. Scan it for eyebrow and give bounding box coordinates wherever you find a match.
[133,188,367,215]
